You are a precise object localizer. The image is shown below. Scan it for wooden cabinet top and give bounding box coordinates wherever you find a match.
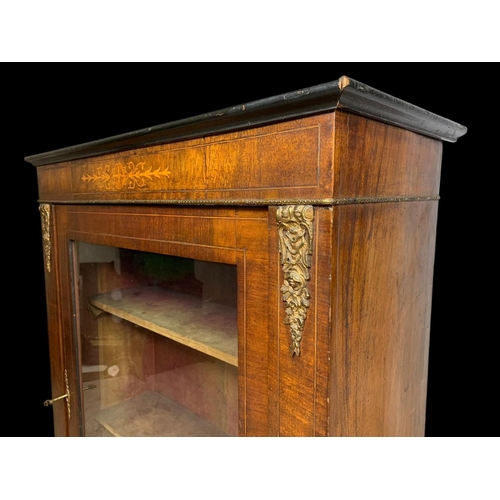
[25,76,467,167]
[25,76,467,207]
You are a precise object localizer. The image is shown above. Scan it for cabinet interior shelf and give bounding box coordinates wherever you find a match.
[89,285,238,366]
[94,390,230,437]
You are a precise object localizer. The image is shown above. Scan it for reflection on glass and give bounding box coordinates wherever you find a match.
[76,242,238,437]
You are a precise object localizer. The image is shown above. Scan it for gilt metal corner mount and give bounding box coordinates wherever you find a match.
[277,205,314,357]
[39,203,52,273]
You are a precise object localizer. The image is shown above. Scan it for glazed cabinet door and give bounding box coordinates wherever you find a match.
[45,204,269,437]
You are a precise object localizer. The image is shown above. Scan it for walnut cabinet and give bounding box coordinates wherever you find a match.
[26,76,467,437]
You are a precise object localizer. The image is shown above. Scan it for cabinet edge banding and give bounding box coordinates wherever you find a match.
[37,195,440,206]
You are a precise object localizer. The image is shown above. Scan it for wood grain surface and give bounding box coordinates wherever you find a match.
[90,286,238,366]
[329,201,437,436]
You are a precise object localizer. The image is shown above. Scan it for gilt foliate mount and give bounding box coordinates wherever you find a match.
[277,205,314,357]
[39,203,52,273]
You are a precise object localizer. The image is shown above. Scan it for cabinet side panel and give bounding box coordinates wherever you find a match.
[329,202,437,436]
[333,111,443,199]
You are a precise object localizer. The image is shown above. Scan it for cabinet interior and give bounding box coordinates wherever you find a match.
[76,241,238,437]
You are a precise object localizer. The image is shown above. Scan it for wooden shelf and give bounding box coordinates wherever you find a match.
[89,285,238,366]
[94,391,230,437]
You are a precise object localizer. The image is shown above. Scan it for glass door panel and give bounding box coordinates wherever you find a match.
[75,241,238,437]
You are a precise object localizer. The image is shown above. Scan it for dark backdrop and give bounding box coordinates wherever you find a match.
[10,64,492,437]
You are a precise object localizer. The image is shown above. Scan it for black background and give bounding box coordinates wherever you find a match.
[9,64,494,437]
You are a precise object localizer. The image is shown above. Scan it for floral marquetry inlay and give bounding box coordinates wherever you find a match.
[82,162,171,190]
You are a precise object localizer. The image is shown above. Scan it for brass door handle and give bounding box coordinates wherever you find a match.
[43,393,68,406]
[43,385,95,405]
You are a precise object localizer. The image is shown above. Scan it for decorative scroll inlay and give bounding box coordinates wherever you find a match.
[277,205,314,357]
[82,162,171,190]
[39,203,52,273]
